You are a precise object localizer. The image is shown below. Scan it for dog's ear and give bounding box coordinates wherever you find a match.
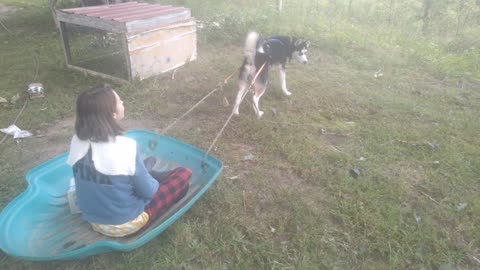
[294,39,302,48]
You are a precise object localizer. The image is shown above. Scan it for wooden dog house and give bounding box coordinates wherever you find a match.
[56,2,197,83]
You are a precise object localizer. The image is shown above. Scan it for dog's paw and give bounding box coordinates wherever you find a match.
[257,111,264,118]
[283,90,292,96]
[233,106,240,115]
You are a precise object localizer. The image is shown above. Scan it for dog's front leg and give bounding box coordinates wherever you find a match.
[278,67,291,96]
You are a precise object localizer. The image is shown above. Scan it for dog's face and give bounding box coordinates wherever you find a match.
[292,39,310,64]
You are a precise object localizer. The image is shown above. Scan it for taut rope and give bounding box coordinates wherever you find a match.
[148,61,267,173]
[148,68,239,152]
[201,62,266,168]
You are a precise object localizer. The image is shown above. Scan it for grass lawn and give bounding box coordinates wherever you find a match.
[0,0,479,269]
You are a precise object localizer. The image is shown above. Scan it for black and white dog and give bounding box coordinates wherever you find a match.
[232,32,310,118]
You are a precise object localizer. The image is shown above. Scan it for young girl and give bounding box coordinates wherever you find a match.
[66,84,191,237]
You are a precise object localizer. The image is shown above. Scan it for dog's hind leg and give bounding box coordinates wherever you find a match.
[252,81,267,119]
[278,67,291,96]
[233,80,249,115]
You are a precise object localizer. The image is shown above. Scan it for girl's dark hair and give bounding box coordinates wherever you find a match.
[75,84,124,142]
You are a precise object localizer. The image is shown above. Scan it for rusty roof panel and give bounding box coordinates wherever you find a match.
[115,8,186,22]
[77,4,152,16]
[98,6,174,19]
[63,2,140,14]
[61,2,190,25]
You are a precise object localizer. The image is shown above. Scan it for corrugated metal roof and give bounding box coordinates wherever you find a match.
[61,1,189,23]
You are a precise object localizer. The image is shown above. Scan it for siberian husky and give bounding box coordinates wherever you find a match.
[232,32,310,118]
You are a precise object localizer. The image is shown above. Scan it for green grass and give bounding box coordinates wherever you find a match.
[1,0,479,269]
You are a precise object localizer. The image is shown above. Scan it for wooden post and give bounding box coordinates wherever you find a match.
[422,0,432,34]
[121,33,133,81]
[455,0,466,37]
[48,0,59,28]
[58,21,72,65]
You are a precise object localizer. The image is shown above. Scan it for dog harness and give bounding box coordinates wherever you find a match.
[267,38,284,46]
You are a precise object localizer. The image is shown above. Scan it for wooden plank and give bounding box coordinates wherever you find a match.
[124,9,191,32]
[99,6,174,20]
[127,20,196,80]
[76,3,151,17]
[61,1,139,13]
[126,18,195,35]
[57,11,126,33]
[67,64,130,84]
[58,21,72,65]
[114,7,185,22]
[127,19,195,51]
[75,51,124,65]
[49,0,59,28]
[121,33,133,81]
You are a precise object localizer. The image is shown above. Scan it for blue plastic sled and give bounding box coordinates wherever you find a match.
[0,130,223,261]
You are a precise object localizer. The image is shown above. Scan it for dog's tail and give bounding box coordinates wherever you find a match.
[244,32,259,65]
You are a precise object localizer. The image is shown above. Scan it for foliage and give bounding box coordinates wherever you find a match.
[157,0,480,79]
[0,0,479,269]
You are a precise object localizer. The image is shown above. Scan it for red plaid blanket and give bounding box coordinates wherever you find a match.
[144,167,191,226]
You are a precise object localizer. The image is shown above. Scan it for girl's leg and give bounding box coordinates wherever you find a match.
[149,170,172,183]
[144,167,192,226]
[143,156,157,172]
[144,157,182,184]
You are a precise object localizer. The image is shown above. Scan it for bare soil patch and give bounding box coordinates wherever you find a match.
[0,4,18,19]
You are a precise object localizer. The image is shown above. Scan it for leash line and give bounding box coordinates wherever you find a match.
[160,68,239,135]
[160,86,220,135]
[223,68,238,84]
[201,62,267,168]
[148,61,266,171]
[148,68,239,152]
[0,19,12,34]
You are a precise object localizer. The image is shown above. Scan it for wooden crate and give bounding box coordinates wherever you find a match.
[56,2,196,83]
[127,19,196,80]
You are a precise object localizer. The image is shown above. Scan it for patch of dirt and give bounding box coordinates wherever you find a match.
[223,144,327,213]
[220,143,258,190]
[258,160,328,217]
[219,141,329,218]
[323,133,350,146]
[0,4,18,19]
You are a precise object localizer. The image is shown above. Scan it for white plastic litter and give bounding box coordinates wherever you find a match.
[243,153,255,161]
[0,125,33,139]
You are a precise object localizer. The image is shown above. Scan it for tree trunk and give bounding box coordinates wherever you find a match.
[455,0,466,37]
[388,0,395,25]
[422,0,432,34]
[277,0,283,12]
[48,0,59,28]
[348,0,353,16]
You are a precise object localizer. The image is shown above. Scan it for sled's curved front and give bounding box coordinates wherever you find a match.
[0,130,223,260]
